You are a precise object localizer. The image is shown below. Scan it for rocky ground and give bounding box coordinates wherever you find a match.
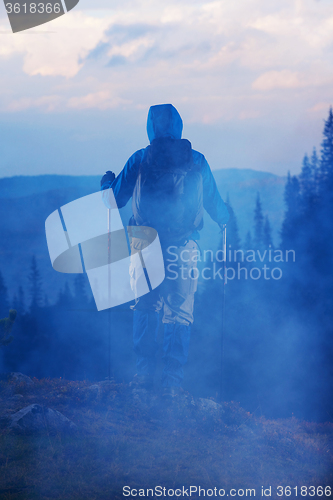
[0,373,332,500]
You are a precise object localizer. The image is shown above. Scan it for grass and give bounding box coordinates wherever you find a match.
[0,378,332,499]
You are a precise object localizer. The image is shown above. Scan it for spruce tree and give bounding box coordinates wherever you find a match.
[299,154,312,196]
[74,275,87,306]
[44,294,49,307]
[310,147,319,193]
[244,231,253,251]
[28,256,43,311]
[18,286,25,314]
[320,106,333,192]
[280,172,300,249]
[253,192,264,249]
[57,282,73,309]
[0,271,9,318]
[12,293,18,311]
[299,154,316,214]
[263,216,273,248]
[317,107,333,277]
[13,286,25,315]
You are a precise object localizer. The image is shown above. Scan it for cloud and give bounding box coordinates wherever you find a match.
[67,91,130,109]
[0,11,111,77]
[252,70,302,90]
[105,23,158,42]
[308,101,332,113]
[7,95,63,112]
[2,0,333,126]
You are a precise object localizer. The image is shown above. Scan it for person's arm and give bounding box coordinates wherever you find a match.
[194,151,230,225]
[101,149,145,209]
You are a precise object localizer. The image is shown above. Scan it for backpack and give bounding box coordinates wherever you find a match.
[132,137,203,242]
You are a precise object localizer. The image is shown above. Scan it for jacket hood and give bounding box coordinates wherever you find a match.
[147,104,183,143]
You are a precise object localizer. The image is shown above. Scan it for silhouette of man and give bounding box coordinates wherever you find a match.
[101,104,229,396]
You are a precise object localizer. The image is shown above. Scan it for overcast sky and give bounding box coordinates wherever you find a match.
[0,0,332,178]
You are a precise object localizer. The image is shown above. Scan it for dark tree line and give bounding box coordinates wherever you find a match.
[280,108,333,321]
[190,110,333,422]
[0,257,130,381]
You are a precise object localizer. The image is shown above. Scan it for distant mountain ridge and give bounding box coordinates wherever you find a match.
[0,175,101,199]
[0,169,286,303]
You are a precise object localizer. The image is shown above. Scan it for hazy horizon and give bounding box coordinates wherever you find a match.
[0,165,288,180]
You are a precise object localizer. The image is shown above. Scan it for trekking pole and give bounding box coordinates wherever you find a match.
[107,207,111,381]
[220,224,227,402]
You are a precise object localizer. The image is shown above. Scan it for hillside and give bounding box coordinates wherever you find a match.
[0,375,332,499]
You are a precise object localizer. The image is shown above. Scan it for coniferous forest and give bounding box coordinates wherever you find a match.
[1,108,333,423]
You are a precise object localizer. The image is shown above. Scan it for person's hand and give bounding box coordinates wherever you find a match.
[218,222,227,233]
[224,202,235,223]
[218,203,233,231]
[101,171,116,189]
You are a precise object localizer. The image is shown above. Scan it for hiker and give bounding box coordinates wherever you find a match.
[101,104,229,397]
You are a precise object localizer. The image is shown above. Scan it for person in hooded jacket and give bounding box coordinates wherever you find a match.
[101,104,229,397]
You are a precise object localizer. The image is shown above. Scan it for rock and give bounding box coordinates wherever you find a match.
[237,423,254,436]
[97,380,115,387]
[197,398,224,414]
[83,380,117,401]
[7,372,34,386]
[8,404,77,434]
[86,384,101,397]
[132,387,151,410]
[194,398,225,430]
[83,383,105,401]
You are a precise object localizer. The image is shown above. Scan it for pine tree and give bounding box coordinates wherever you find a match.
[12,293,18,311]
[299,154,312,197]
[0,271,9,318]
[310,147,319,193]
[299,152,319,216]
[74,275,87,306]
[253,192,264,249]
[28,256,43,311]
[280,172,300,249]
[18,286,25,314]
[44,294,49,307]
[13,286,25,315]
[263,216,273,248]
[244,231,253,251]
[316,107,333,277]
[57,282,73,309]
[319,106,333,192]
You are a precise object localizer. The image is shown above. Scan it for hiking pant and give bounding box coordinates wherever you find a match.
[131,239,198,387]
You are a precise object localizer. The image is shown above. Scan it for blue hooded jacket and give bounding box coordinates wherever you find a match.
[105,104,229,234]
